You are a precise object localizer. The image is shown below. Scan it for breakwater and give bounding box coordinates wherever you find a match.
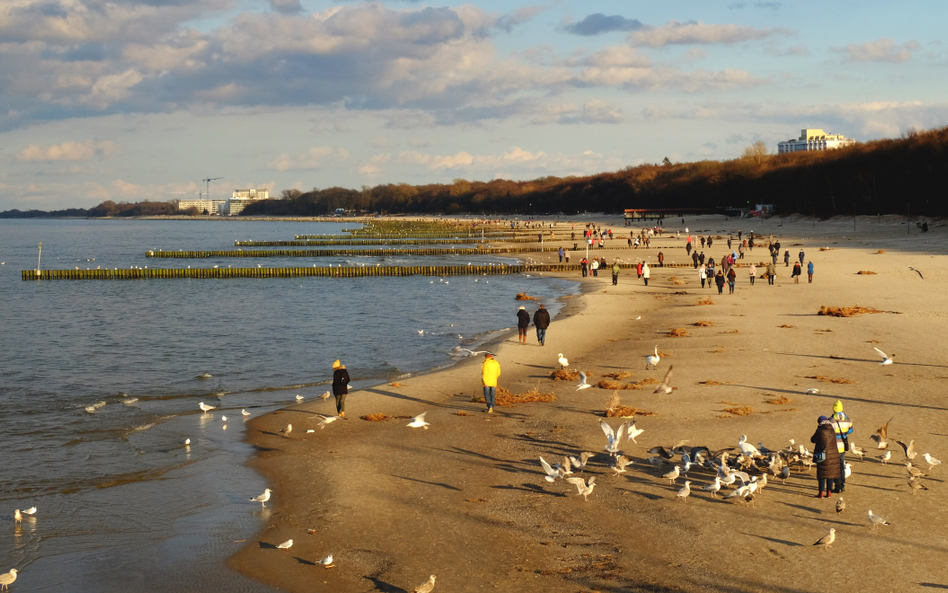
[146,246,639,258]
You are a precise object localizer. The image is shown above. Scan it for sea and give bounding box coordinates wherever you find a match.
[0,218,576,591]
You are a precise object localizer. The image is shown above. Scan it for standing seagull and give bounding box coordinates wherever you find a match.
[645,346,660,370]
[873,347,894,365]
[576,371,592,390]
[703,477,722,497]
[279,424,293,437]
[923,453,942,469]
[276,539,293,551]
[407,412,431,429]
[0,569,17,591]
[557,353,569,369]
[836,497,846,515]
[413,575,436,593]
[868,510,890,529]
[813,528,836,550]
[318,554,335,568]
[250,489,272,507]
[663,465,681,484]
[676,480,691,501]
[653,365,674,394]
[199,402,216,414]
[908,476,928,495]
[565,476,597,501]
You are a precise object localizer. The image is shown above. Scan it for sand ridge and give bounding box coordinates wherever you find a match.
[229,215,948,593]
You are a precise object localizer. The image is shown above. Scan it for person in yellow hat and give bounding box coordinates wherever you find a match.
[481,353,501,413]
[332,359,350,418]
[830,399,853,493]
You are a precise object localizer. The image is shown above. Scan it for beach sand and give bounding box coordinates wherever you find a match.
[229,214,948,592]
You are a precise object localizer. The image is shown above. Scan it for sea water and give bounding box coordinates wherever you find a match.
[0,219,576,591]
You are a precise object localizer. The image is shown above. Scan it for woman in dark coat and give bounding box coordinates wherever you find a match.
[332,359,351,418]
[810,416,841,498]
[714,270,726,294]
[516,306,530,345]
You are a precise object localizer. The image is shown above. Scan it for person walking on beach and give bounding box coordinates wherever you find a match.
[686,241,693,257]
[807,260,814,283]
[658,251,664,267]
[766,261,776,285]
[714,270,725,294]
[558,247,564,263]
[636,261,643,278]
[699,264,707,288]
[580,258,588,277]
[516,306,530,345]
[533,304,550,346]
[481,353,501,413]
[784,250,790,267]
[811,416,841,498]
[830,400,854,493]
[692,250,699,268]
[726,267,736,294]
[707,235,713,248]
[611,261,620,286]
[564,249,570,263]
[792,261,802,284]
[799,249,805,265]
[332,359,350,418]
[590,258,599,277]
[749,263,757,286]
[642,262,650,286]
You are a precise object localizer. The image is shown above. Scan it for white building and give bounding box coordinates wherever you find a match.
[226,189,271,216]
[777,129,856,154]
[178,199,227,215]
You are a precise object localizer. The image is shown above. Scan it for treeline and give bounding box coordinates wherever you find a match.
[245,125,948,217]
[5,125,948,218]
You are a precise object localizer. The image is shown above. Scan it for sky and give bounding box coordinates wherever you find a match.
[2,0,947,210]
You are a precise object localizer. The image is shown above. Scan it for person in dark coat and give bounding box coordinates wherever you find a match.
[533,304,551,346]
[332,359,351,418]
[516,306,530,345]
[810,416,841,498]
[714,270,726,294]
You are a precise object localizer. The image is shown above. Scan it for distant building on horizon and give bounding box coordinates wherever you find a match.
[777,129,856,154]
[178,198,227,215]
[226,189,271,216]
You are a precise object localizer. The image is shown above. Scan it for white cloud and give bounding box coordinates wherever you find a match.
[266,147,350,171]
[531,100,624,125]
[17,140,117,161]
[627,20,791,48]
[834,38,920,63]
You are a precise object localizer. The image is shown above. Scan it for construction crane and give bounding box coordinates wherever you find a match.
[202,177,223,199]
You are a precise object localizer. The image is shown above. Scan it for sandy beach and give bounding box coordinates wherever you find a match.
[229,214,948,593]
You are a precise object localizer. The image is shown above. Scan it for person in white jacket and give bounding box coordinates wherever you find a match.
[590,258,599,277]
[642,262,650,286]
[699,264,707,288]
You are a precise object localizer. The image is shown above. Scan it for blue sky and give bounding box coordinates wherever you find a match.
[2,0,946,210]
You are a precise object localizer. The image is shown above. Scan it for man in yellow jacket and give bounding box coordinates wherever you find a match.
[481,353,501,413]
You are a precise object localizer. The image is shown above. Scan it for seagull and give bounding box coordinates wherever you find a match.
[539,456,563,483]
[199,402,216,414]
[318,554,335,568]
[873,347,894,365]
[413,574,436,593]
[703,476,722,497]
[600,419,628,457]
[197,373,212,379]
[569,452,594,472]
[875,417,892,441]
[804,388,820,395]
[779,466,790,483]
[276,539,293,551]
[868,510,890,529]
[557,353,569,369]
[319,391,331,400]
[185,438,191,446]
[908,266,924,279]
[13,510,22,523]
[849,445,865,460]
[576,371,591,390]
[407,412,430,429]
[645,346,660,370]
[626,419,644,443]
[0,569,17,591]
[316,415,341,429]
[896,439,917,460]
[813,528,836,550]
[611,455,633,475]
[879,451,891,465]
[279,424,293,437]
[906,463,926,478]
[908,476,928,495]
[242,409,251,416]
[924,453,941,469]
[836,497,845,515]
[296,395,305,402]
[663,465,681,484]
[417,330,425,335]
[676,480,691,501]
[565,476,597,501]
[649,365,674,394]
[221,415,228,422]
[738,434,762,458]
[251,489,272,506]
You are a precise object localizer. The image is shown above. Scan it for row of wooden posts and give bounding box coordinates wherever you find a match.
[235,237,550,246]
[146,246,640,258]
[23,262,709,281]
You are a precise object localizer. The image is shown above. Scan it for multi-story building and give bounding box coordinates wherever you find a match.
[178,199,227,215]
[777,129,856,154]
[227,189,270,216]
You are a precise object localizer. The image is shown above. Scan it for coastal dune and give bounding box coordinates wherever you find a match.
[230,215,948,592]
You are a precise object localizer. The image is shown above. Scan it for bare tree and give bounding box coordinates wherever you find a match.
[742,141,769,165]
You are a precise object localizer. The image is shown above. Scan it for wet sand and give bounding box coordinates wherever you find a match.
[230,214,948,592]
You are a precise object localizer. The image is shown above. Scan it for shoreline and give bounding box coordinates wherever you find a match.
[230,215,948,592]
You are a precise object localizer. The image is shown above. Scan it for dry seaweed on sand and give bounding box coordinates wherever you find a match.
[693,320,715,327]
[470,385,556,407]
[766,395,793,405]
[856,270,877,275]
[723,329,739,334]
[668,328,689,337]
[818,305,882,317]
[603,390,658,417]
[722,406,753,417]
[456,411,472,416]
[597,377,659,390]
[550,369,582,381]
[806,375,856,384]
[668,276,687,285]
[389,382,403,387]
[360,413,392,421]
[515,292,540,301]
[777,324,796,328]
[699,379,732,385]
[602,371,635,380]
[694,297,715,306]
[875,249,885,254]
